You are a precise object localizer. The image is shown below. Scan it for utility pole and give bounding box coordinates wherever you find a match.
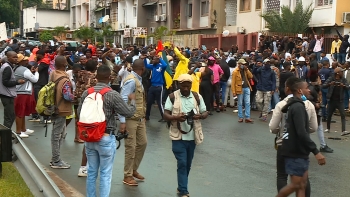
[20,0,24,37]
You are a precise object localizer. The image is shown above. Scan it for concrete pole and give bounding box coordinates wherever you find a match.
[20,0,24,37]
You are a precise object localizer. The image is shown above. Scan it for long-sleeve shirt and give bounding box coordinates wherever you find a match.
[144,58,167,86]
[313,35,324,53]
[330,40,342,54]
[62,81,74,102]
[118,71,143,123]
[118,65,131,87]
[78,82,136,132]
[336,29,350,53]
[2,66,18,87]
[173,47,189,81]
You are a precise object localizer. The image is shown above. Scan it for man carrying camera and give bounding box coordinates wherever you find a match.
[164,74,208,197]
[119,59,148,186]
[322,67,350,136]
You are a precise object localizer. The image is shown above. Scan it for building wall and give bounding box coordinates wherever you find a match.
[335,0,350,34]
[37,10,70,28]
[234,0,262,33]
[23,7,37,32]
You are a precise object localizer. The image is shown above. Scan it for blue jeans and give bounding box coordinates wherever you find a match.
[85,135,117,197]
[315,51,321,62]
[344,90,350,109]
[220,81,228,104]
[237,87,251,119]
[338,53,346,64]
[269,91,280,111]
[172,140,196,196]
[321,88,328,118]
[317,119,326,148]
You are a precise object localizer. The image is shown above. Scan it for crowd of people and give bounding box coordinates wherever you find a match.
[0,26,350,197]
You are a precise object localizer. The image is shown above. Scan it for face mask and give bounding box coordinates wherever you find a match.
[240,65,244,69]
[301,94,307,101]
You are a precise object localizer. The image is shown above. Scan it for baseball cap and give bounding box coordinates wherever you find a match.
[237,59,247,64]
[263,59,270,63]
[298,57,306,62]
[177,74,193,83]
[17,54,29,62]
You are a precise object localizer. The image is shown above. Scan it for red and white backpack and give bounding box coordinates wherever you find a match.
[78,87,111,142]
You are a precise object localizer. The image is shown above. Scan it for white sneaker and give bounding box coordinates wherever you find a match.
[19,132,29,138]
[324,129,329,133]
[233,110,238,113]
[78,166,87,177]
[24,129,34,135]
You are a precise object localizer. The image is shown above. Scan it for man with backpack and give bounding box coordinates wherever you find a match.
[49,56,74,169]
[118,59,147,186]
[163,74,208,197]
[78,65,136,197]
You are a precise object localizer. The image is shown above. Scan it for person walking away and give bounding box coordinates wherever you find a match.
[0,51,25,129]
[78,65,136,197]
[253,59,276,121]
[143,54,168,122]
[30,49,50,122]
[318,61,332,122]
[118,59,148,186]
[276,77,326,197]
[49,56,74,169]
[231,59,253,123]
[224,59,236,108]
[270,77,318,197]
[322,67,350,136]
[208,56,223,112]
[163,74,209,197]
[199,62,214,115]
[279,62,294,100]
[219,53,231,110]
[308,72,333,153]
[14,54,38,137]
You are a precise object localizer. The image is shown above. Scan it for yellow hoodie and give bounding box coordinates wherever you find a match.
[173,47,189,81]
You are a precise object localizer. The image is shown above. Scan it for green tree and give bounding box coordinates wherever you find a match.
[73,26,96,41]
[39,30,53,42]
[53,26,66,41]
[260,2,314,33]
[0,0,42,28]
[148,26,176,41]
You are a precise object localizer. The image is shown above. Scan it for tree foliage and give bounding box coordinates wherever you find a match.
[148,26,176,41]
[0,0,42,28]
[53,26,66,41]
[39,30,53,42]
[73,26,96,41]
[260,2,314,33]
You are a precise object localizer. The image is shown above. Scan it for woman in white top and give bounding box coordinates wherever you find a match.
[224,59,237,107]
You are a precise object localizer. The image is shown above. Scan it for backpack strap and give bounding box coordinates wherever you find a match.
[191,91,200,105]
[87,87,95,94]
[99,87,111,96]
[169,93,175,104]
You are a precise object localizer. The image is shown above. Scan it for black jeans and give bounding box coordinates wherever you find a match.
[0,96,15,129]
[212,83,220,107]
[327,100,346,131]
[276,147,311,196]
[146,86,164,118]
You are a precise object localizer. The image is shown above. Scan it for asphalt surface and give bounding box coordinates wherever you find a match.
[2,105,350,197]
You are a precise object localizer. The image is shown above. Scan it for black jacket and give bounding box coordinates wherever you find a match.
[322,75,349,102]
[219,59,230,82]
[35,62,49,86]
[280,97,319,158]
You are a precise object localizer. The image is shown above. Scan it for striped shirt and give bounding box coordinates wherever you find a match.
[78,82,136,133]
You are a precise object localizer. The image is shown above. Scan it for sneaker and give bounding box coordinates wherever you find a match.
[324,129,330,133]
[50,160,71,169]
[19,132,29,138]
[233,110,238,113]
[320,145,334,153]
[28,118,41,122]
[78,166,88,177]
[341,131,350,136]
[41,120,52,124]
[24,129,34,135]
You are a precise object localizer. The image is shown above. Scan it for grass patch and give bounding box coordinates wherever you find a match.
[0,162,33,197]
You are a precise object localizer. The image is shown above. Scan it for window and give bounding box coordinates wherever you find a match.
[188,3,193,17]
[159,3,166,15]
[240,0,251,11]
[133,6,137,17]
[316,0,333,6]
[256,0,261,10]
[201,0,209,16]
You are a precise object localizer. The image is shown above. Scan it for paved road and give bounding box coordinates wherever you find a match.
[2,105,350,197]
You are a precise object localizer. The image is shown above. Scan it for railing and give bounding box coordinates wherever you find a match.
[12,130,65,197]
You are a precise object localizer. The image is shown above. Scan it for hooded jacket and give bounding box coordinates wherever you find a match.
[279,97,319,159]
[322,75,349,102]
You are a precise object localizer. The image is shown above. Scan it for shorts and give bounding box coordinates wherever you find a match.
[14,94,36,118]
[285,157,309,177]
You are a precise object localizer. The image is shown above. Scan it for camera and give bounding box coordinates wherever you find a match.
[115,130,128,149]
[185,110,195,126]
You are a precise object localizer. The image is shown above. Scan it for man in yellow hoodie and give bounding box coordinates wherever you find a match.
[330,35,341,62]
[172,44,189,89]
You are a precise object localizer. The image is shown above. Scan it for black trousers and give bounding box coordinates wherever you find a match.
[327,100,346,131]
[146,86,164,118]
[200,81,212,111]
[0,96,15,129]
[276,147,311,196]
[212,82,220,107]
